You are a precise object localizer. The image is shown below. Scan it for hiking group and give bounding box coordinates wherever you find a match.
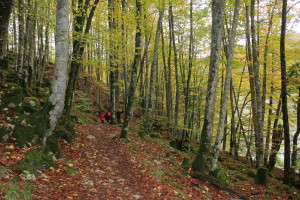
[99,109,124,124]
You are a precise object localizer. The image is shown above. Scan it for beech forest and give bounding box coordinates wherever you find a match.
[0,0,300,199]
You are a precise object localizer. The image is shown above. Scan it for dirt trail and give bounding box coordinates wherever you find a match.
[31,123,237,200]
[31,124,169,199]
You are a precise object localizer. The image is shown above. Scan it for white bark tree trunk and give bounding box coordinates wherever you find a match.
[192,0,225,172]
[43,0,69,144]
[210,0,240,174]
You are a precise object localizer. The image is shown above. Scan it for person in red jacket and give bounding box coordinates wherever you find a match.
[99,113,105,123]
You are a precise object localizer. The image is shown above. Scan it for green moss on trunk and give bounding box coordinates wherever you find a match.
[256,167,269,186]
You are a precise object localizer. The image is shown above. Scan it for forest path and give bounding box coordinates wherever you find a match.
[31,123,173,199]
[31,123,236,200]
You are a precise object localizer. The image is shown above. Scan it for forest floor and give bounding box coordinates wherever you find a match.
[0,75,299,199]
[2,118,299,199]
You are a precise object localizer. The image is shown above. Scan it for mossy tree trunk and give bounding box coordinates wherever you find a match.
[192,0,224,173]
[43,0,70,143]
[256,167,269,186]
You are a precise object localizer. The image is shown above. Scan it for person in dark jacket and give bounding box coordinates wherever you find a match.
[116,109,124,124]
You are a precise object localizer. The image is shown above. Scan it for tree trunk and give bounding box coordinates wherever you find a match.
[262,0,277,125]
[264,82,274,165]
[267,125,284,172]
[108,0,119,124]
[169,3,180,135]
[120,0,142,140]
[182,0,194,142]
[0,0,14,59]
[250,0,264,168]
[64,0,99,115]
[210,0,240,174]
[291,88,300,184]
[161,25,173,136]
[17,0,25,72]
[280,0,291,186]
[147,6,164,114]
[43,0,70,143]
[192,0,225,173]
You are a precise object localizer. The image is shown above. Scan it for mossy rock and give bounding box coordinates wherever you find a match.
[12,102,53,147]
[18,147,58,174]
[1,88,25,112]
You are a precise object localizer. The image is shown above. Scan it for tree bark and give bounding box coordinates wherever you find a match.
[291,88,300,184]
[250,0,264,168]
[210,0,240,174]
[17,0,25,72]
[280,0,291,186]
[43,0,70,143]
[169,3,180,135]
[182,0,194,142]
[192,0,225,173]
[64,0,100,115]
[147,5,164,114]
[120,0,142,140]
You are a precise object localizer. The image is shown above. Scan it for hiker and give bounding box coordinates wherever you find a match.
[99,113,105,123]
[104,111,112,123]
[116,109,124,124]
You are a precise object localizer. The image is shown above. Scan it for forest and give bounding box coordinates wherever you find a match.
[0,0,300,199]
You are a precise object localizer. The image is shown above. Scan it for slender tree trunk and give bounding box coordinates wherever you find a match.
[192,0,225,173]
[262,0,277,124]
[250,0,264,167]
[267,98,282,171]
[267,125,284,172]
[64,0,99,115]
[169,3,180,135]
[161,26,173,136]
[291,88,300,184]
[37,24,45,86]
[17,0,25,72]
[280,0,291,185]
[264,82,274,165]
[43,0,69,143]
[108,0,119,123]
[120,0,142,140]
[182,0,194,142]
[147,6,164,114]
[210,0,240,174]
